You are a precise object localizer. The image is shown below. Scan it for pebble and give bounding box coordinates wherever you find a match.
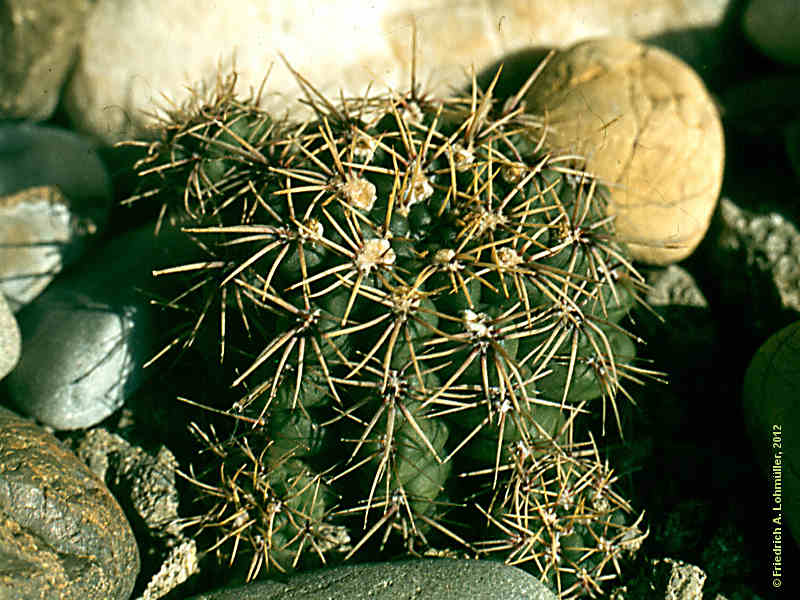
[0,293,21,380]
[522,37,725,265]
[4,224,192,430]
[0,122,112,310]
[0,0,94,120]
[743,0,800,66]
[0,405,139,599]
[185,559,557,600]
[64,0,729,143]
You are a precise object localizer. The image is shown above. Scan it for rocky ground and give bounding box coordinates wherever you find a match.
[1,1,799,599]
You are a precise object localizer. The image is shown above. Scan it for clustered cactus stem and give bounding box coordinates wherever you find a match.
[119,53,661,597]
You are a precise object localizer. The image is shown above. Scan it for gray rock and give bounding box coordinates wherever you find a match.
[0,0,94,120]
[645,265,708,308]
[0,405,139,599]
[5,224,192,430]
[75,428,192,600]
[613,557,709,600]
[0,186,100,311]
[716,197,800,315]
[0,122,112,310]
[185,559,557,600]
[657,558,707,600]
[5,279,155,430]
[0,293,20,380]
[136,538,199,600]
[0,122,111,207]
[74,428,180,535]
[743,0,800,66]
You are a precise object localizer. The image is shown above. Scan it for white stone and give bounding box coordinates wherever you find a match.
[65,0,730,143]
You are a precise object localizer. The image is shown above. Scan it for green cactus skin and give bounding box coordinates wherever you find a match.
[123,62,658,596]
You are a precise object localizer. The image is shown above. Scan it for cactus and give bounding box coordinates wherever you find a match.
[121,56,659,596]
[469,437,647,600]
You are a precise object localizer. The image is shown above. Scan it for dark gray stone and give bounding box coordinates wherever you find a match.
[0,0,94,120]
[185,559,557,600]
[0,122,112,310]
[0,123,111,219]
[0,293,20,380]
[0,405,139,599]
[5,224,193,430]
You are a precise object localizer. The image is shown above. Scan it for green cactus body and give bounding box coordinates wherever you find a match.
[125,62,654,596]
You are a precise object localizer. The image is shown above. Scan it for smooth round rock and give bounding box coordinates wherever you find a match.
[742,321,800,546]
[0,294,21,380]
[0,405,139,599]
[0,122,112,310]
[524,37,724,265]
[186,559,557,600]
[5,224,192,430]
[743,0,800,66]
[0,122,111,213]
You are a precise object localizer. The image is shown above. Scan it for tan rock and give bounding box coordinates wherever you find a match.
[523,37,724,264]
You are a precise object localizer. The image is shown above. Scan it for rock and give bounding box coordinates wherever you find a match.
[0,294,21,380]
[0,0,94,120]
[64,0,730,144]
[74,428,180,535]
[522,37,725,265]
[184,559,557,600]
[656,558,706,600]
[0,123,111,205]
[742,320,800,546]
[136,538,199,600]
[715,197,800,316]
[617,557,709,600]
[0,122,112,310]
[74,427,192,600]
[743,0,800,66]
[0,405,139,599]
[5,224,192,430]
[0,186,99,312]
[644,265,708,308]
